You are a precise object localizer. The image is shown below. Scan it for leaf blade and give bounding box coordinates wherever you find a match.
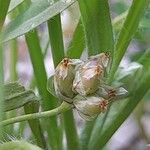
[2,0,76,42]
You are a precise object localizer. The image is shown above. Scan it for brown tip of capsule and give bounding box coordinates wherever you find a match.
[62,58,70,67]
[108,89,116,98]
[94,66,103,75]
[99,99,108,112]
[104,52,110,58]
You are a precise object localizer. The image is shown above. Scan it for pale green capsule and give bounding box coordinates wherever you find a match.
[72,52,110,96]
[96,85,128,100]
[73,66,103,95]
[88,52,110,68]
[73,95,108,121]
[54,58,83,103]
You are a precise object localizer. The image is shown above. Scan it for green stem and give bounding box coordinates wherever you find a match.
[80,121,95,150]
[0,0,11,139]
[63,110,80,150]
[78,0,114,55]
[47,15,64,65]
[25,30,59,150]
[0,40,4,138]
[47,14,80,150]
[0,102,72,126]
[9,39,17,81]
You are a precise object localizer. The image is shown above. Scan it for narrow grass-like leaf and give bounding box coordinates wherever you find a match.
[66,19,85,58]
[0,0,11,138]
[0,43,3,138]
[25,30,60,150]
[63,111,80,150]
[47,14,64,150]
[88,50,150,149]
[48,15,65,65]
[80,121,95,150]
[47,13,80,150]
[9,39,17,81]
[8,0,24,13]
[78,0,114,55]
[0,0,11,30]
[66,9,145,59]
[1,0,76,42]
[109,0,150,82]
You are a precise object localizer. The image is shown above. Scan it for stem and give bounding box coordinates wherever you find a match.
[47,13,80,150]
[9,39,17,81]
[0,40,4,138]
[0,102,72,126]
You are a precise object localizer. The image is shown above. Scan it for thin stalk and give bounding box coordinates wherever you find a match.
[9,39,17,81]
[63,111,80,150]
[47,15,64,66]
[78,0,114,55]
[80,121,95,150]
[25,30,59,150]
[0,102,72,126]
[0,41,4,139]
[5,38,18,138]
[0,0,11,139]
[66,19,85,58]
[47,14,80,150]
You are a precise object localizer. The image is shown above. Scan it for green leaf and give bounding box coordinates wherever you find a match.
[47,14,65,66]
[8,0,24,13]
[109,0,150,82]
[4,82,39,112]
[78,0,114,55]
[0,41,4,138]
[66,19,85,58]
[1,0,76,42]
[0,0,11,30]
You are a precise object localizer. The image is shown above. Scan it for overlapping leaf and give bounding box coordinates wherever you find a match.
[1,0,75,42]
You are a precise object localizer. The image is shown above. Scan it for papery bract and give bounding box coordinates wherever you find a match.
[54,58,83,102]
[97,85,128,100]
[73,95,108,120]
[72,53,110,96]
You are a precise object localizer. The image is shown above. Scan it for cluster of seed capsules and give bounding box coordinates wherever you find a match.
[48,52,128,120]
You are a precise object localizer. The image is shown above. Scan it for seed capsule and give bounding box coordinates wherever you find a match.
[96,85,128,100]
[54,58,83,102]
[72,52,110,96]
[73,65,103,95]
[88,52,110,68]
[73,95,109,120]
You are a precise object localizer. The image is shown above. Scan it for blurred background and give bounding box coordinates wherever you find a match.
[3,0,150,149]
